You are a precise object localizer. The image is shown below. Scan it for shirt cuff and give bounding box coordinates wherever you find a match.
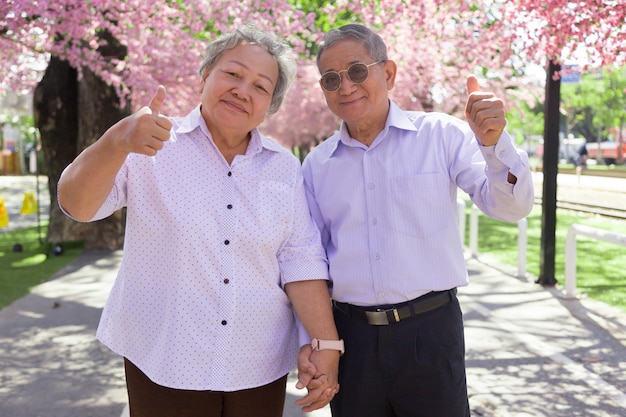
[478,131,526,174]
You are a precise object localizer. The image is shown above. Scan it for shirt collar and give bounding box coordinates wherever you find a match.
[174,105,283,155]
[329,100,418,156]
[173,105,203,134]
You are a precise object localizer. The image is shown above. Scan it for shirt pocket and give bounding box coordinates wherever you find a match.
[390,173,451,238]
[257,180,292,238]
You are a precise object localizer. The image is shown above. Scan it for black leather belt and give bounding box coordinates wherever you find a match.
[332,288,457,326]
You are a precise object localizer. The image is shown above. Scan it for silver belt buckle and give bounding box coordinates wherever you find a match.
[365,308,400,325]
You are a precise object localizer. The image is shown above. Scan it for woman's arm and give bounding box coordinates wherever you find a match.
[284,279,340,412]
[58,87,171,220]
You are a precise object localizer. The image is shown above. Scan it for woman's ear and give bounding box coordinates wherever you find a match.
[199,68,210,94]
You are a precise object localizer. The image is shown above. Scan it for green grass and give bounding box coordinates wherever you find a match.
[560,162,626,173]
[466,205,626,312]
[0,223,83,309]
[528,157,626,175]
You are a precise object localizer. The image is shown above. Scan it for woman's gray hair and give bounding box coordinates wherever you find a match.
[199,25,297,115]
[316,24,388,72]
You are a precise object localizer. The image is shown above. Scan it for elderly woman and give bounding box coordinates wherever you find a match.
[57,26,340,417]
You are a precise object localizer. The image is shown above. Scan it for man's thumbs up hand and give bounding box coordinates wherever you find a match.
[464,75,505,147]
[466,74,480,96]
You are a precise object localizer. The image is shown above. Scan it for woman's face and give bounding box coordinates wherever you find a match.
[200,42,279,139]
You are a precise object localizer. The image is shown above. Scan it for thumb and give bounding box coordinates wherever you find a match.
[296,345,316,389]
[148,85,167,115]
[466,74,480,96]
[296,364,316,390]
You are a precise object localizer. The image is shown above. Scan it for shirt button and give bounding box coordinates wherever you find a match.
[366,150,372,155]
[224,240,230,245]
[227,171,232,177]
[227,204,233,209]
[499,151,506,158]
[223,279,230,284]
[368,183,375,190]
[378,292,385,298]
[374,253,380,260]
[221,320,227,325]
[372,218,378,225]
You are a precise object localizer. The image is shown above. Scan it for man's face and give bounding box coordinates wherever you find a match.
[318,39,394,127]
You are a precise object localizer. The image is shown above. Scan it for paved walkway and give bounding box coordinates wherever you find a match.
[2,250,626,416]
[1,175,626,416]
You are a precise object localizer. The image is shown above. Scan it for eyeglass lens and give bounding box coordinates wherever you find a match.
[321,62,375,92]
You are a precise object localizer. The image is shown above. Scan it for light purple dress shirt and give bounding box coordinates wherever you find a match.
[302,101,534,307]
[62,106,329,391]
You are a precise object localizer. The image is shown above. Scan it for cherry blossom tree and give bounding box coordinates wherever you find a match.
[1,0,321,247]
[1,0,624,248]
[496,0,626,286]
[3,1,624,131]
[1,0,320,113]
[318,1,517,112]
[498,0,625,71]
[264,0,534,153]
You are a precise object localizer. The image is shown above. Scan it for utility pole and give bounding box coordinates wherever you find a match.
[539,60,560,286]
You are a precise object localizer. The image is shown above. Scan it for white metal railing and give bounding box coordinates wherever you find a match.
[517,217,528,278]
[461,203,528,279]
[564,224,626,299]
[457,199,466,243]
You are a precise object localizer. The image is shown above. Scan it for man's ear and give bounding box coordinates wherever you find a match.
[383,60,397,90]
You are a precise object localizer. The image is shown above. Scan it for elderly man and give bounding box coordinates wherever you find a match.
[298,24,534,417]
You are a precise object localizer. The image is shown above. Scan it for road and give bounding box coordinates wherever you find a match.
[533,171,626,213]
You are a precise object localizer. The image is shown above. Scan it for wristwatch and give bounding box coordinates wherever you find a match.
[311,338,345,356]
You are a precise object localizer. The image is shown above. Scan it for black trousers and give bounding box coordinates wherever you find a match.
[124,358,287,417]
[330,297,470,417]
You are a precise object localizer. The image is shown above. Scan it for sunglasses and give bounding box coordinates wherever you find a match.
[319,61,383,92]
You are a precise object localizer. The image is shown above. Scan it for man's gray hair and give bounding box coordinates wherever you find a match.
[199,25,296,115]
[316,24,388,72]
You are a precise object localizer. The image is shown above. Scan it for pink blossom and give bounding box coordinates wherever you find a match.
[1,0,624,149]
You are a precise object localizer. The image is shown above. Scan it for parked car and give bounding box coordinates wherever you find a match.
[586,140,626,165]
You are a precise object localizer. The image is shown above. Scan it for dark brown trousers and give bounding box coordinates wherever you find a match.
[124,358,287,417]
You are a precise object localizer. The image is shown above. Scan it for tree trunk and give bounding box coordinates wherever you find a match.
[33,57,83,247]
[33,32,130,250]
[538,60,560,286]
[72,68,130,250]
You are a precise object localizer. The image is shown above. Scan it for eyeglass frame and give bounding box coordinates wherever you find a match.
[319,61,383,92]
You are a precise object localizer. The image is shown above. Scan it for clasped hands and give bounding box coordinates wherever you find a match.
[294,344,341,412]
